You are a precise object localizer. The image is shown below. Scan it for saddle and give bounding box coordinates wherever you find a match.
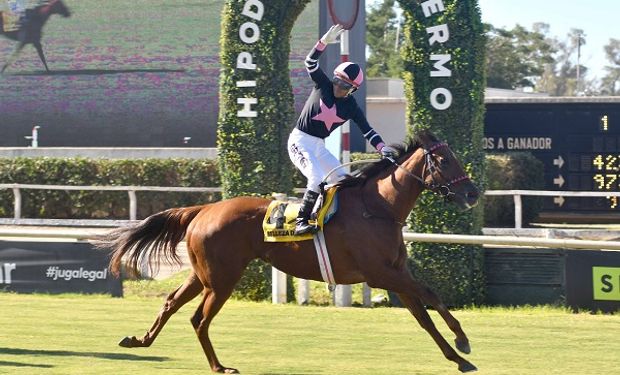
[1,11,20,32]
[262,186,339,242]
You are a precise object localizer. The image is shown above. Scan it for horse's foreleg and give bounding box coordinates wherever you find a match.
[404,278,472,354]
[118,271,202,348]
[1,42,25,73]
[397,292,477,373]
[365,267,476,373]
[33,41,50,72]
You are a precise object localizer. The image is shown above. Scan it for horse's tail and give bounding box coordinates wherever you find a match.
[100,205,205,277]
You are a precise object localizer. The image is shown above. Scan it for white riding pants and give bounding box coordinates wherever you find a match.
[288,128,344,192]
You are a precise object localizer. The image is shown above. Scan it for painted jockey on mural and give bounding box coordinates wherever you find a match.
[3,0,28,30]
[288,24,397,235]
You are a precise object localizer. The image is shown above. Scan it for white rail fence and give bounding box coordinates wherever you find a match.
[486,189,620,229]
[0,183,223,221]
[3,184,620,228]
[2,184,620,306]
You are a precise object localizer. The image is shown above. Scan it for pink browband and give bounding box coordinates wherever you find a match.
[448,175,470,185]
[427,142,448,153]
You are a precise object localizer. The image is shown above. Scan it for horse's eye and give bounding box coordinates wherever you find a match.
[440,158,449,166]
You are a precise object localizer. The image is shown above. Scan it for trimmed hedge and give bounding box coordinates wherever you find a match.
[217,1,310,198]
[397,0,487,306]
[485,152,545,227]
[0,158,220,219]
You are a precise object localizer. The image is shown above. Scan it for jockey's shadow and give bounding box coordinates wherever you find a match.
[5,68,186,76]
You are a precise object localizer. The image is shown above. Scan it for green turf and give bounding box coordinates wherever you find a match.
[0,291,618,375]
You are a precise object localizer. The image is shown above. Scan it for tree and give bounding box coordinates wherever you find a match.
[366,0,403,78]
[538,28,590,96]
[600,38,620,95]
[485,23,556,89]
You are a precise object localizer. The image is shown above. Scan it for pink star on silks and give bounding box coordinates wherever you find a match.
[312,99,345,131]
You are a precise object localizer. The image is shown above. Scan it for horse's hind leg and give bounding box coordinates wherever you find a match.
[191,286,239,374]
[33,41,50,72]
[118,271,202,348]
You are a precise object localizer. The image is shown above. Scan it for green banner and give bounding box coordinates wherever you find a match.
[592,266,620,301]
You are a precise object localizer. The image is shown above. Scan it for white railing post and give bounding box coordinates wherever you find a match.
[128,190,137,221]
[272,267,287,304]
[334,284,352,307]
[12,187,21,220]
[362,283,372,307]
[297,278,310,305]
[513,194,522,229]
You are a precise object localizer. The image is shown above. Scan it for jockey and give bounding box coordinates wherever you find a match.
[288,24,397,235]
[7,0,27,27]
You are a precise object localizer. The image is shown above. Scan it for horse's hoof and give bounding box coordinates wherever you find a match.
[214,366,239,374]
[455,338,471,354]
[118,336,137,348]
[458,361,477,373]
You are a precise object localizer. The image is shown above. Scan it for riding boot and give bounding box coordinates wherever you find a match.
[294,190,320,235]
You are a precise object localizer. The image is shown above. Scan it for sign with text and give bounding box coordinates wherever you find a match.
[592,266,620,301]
[0,241,122,297]
[565,250,620,313]
[485,99,620,217]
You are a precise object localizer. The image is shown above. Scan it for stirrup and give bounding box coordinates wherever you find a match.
[294,220,319,235]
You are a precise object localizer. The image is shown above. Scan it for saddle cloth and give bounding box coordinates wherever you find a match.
[1,11,20,32]
[263,187,338,242]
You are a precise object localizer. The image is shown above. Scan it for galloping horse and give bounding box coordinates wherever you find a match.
[102,130,480,373]
[0,0,71,73]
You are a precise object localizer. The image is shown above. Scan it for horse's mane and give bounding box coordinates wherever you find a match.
[334,130,439,189]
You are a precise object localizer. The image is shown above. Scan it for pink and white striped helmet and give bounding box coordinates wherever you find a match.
[333,62,364,88]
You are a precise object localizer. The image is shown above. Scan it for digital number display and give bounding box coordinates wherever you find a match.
[484,101,620,215]
[592,152,620,192]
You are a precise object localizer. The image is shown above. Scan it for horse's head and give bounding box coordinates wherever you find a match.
[410,130,479,210]
[43,0,71,18]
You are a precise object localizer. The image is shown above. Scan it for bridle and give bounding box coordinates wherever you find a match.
[387,142,470,200]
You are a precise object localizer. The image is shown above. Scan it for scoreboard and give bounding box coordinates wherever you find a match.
[484,97,620,220]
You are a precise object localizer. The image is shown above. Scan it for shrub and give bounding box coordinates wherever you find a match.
[0,158,220,220]
[485,152,545,227]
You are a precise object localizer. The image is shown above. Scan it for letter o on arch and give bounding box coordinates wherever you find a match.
[240,22,260,44]
[430,88,452,110]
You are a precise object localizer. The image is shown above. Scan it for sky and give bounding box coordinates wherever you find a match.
[477,0,619,81]
[367,0,620,81]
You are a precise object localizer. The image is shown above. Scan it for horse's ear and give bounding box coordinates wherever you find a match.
[414,129,437,147]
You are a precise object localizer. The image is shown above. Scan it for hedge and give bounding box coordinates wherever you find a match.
[0,158,220,220]
[485,152,545,227]
[397,0,487,306]
[217,1,310,198]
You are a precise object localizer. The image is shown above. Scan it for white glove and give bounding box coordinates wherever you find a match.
[320,24,345,45]
[380,145,397,159]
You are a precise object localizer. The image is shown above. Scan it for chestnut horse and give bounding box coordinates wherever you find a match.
[102,130,480,373]
[0,0,71,73]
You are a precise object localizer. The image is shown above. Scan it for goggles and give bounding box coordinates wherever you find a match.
[332,76,356,91]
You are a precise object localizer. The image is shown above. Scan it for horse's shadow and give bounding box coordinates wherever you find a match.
[0,346,169,363]
[4,68,186,76]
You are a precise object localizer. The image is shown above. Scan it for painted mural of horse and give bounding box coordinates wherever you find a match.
[0,0,71,73]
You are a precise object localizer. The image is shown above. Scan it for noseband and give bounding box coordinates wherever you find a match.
[388,143,470,199]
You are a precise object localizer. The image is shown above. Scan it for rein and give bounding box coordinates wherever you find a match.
[388,142,470,199]
[318,144,470,224]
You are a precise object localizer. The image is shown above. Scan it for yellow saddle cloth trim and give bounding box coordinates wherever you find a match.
[263,187,338,242]
[2,11,20,32]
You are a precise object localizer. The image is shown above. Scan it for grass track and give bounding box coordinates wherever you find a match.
[0,292,618,374]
